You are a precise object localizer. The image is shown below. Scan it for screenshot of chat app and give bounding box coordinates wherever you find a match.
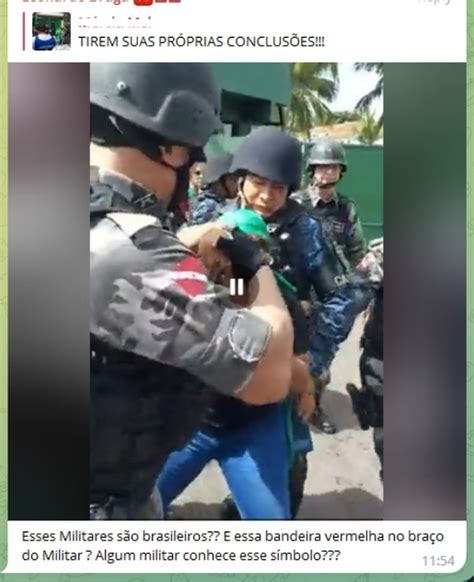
[2,0,473,580]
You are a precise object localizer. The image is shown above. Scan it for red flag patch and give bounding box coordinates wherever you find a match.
[171,256,208,297]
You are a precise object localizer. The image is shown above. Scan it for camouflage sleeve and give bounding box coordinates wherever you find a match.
[345,201,367,267]
[296,214,347,298]
[291,215,360,375]
[308,285,361,375]
[91,216,271,395]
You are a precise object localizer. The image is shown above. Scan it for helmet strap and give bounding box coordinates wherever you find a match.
[111,113,206,213]
[237,176,253,209]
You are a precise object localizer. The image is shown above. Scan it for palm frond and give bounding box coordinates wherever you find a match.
[354,64,384,128]
[286,63,340,136]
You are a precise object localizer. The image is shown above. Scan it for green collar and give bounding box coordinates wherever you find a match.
[273,270,297,294]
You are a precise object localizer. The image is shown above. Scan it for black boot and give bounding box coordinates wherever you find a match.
[311,371,337,434]
[311,405,337,434]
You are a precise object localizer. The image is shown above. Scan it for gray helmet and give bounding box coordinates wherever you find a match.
[202,153,233,188]
[230,127,302,192]
[90,63,222,148]
[307,137,347,173]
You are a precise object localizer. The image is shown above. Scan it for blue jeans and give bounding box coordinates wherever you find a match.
[156,406,290,519]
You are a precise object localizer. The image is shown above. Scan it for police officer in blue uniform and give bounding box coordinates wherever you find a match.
[230,127,361,434]
[190,152,238,225]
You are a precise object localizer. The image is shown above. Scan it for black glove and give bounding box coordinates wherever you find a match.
[216,228,264,282]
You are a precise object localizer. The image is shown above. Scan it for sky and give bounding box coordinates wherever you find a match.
[327,63,383,117]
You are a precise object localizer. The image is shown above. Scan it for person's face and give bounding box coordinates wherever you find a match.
[241,174,288,218]
[190,163,204,190]
[312,163,341,188]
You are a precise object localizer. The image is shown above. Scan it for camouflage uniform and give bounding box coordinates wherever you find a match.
[190,192,236,225]
[299,137,367,275]
[265,199,361,379]
[307,191,366,272]
[90,168,271,518]
[293,191,365,272]
[346,238,384,479]
[360,296,384,479]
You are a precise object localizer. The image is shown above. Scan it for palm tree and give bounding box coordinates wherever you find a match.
[286,63,340,138]
[357,110,381,145]
[354,63,384,130]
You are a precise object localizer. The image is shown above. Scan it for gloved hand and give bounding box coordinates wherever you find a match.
[197,228,233,285]
[215,227,265,282]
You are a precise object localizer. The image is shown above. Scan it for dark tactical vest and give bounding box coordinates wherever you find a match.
[265,199,308,297]
[90,182,213,513]
[312,193,352,243]
[311,193,357,273]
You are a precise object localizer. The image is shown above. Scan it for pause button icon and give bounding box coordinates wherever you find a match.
[229,278,245,296]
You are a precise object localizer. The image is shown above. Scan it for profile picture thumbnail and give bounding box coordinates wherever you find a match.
[32,12,71,51]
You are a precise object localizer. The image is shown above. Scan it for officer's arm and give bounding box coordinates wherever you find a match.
[346,202,367,267]
[302,216,349,299]
[300,216,359,374]
[176,221,222,249]
[94,227,292,405]
[309,286,360,374]
[177,224,294,403]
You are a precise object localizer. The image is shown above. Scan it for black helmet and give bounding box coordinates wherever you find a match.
[202,153,233,188]
[230,127,302,192]
[90,63,222,148]
[307,137,347,173]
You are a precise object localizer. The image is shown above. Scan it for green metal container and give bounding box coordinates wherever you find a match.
[206,63,291,157]
[339,144,384,241]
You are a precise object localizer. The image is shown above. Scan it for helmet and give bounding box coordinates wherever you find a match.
[202,153,233,188]
[230,127,302,192]
[307,137,347,172]
[218,209,269,241]
[90,63,222,148]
